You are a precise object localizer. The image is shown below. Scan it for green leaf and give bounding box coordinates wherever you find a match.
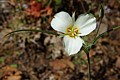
[37,0,42,2]
[99,4,104,19]
[10,64,18,68]
[55,0,62,5]
[0,57,5,64]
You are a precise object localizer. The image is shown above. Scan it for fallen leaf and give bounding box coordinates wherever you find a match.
[61,58,75,70]
[49,58,74,70]
[116,57,120,68]
[7,75,21,80]
[25,0,41,17]
[49,59,67,70]
[0,66,22,80]
[10,0,15,6]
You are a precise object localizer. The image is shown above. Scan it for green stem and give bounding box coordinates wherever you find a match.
[87,52,91,80]
[89,18,103,49]
[84,48,91,80]
[94,18,102,41]
[113,26,120,30]
[80,0,86,13]
[4,29,59,38]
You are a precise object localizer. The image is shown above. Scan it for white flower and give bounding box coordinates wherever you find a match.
[51,11,96,55]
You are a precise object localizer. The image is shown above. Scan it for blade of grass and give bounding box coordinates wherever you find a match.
[4,29,59,38]
[93,26,120,44]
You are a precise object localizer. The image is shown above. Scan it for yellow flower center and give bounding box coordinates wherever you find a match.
[66,26,80,38]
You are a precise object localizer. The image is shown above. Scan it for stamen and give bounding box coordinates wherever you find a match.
[67,29,71,32]
[66,26,80,38]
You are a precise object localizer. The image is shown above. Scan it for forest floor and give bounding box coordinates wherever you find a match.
[0,0,120,80]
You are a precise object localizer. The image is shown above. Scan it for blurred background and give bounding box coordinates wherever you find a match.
[0,0,120,80]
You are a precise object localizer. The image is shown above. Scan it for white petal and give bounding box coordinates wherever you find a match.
[75,14,91,27]
[51,11,73,33]
[74,14,96,36]
[63,35,83,55]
